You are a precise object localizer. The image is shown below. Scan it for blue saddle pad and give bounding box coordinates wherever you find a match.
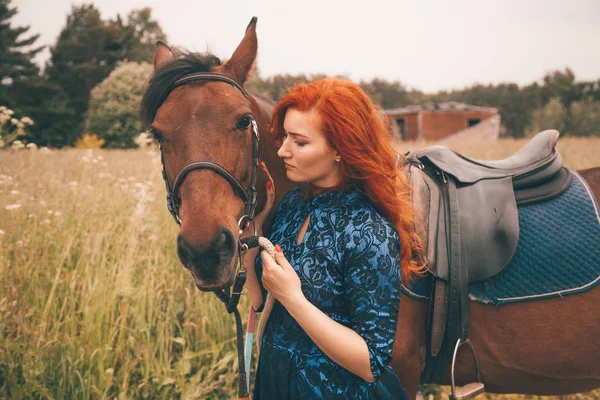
[402,171,600,306]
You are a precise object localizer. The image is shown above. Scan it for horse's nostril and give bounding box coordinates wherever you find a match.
[177,235,195,268]
[216,228,235,255]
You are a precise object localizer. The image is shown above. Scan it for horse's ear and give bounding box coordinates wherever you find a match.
[223,17,258,85]
[153,40,175,69]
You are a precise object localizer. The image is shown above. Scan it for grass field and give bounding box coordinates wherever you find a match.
[1,136,599,399]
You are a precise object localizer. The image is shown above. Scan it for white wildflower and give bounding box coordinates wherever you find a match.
[21,117,34,126]
[0,229,5,235]
[40,147,51,153]
[10,118,18,125]
[97,155,104,161]
[16,240,23,247]
[6,109,14,115]
[41,219,51,225]
[28,213,36,219]
[26,143,37,150]
[11,140,24,150]
[54,211,62,217]
[47,210,54,215]
[5,204,22,211]
[68,181,78,187]
[10,190,19,195]
[39,200,47,207]
[81,156,90,162]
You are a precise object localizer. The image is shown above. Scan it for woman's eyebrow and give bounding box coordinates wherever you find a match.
[285,131,309,138]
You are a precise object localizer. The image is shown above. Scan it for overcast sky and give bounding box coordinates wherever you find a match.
[12,0,600,93]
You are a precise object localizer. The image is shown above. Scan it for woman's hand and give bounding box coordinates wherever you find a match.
[260,246,304,308]
[253,161,276,231]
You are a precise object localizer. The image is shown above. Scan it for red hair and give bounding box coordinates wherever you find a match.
[269,78,425,282]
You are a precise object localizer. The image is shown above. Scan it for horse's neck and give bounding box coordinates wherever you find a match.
[249,94,298,224]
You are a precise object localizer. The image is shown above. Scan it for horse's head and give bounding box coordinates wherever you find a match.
[141,18,265,291]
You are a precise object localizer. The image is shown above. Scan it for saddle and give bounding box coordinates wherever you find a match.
[402,129,572,400]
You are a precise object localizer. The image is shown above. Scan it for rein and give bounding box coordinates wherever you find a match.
[158,72,262,399]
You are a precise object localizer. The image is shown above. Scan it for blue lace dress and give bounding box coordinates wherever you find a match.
[253,186,407,399]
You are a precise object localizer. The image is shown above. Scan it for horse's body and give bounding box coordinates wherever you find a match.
[142,18,600,399]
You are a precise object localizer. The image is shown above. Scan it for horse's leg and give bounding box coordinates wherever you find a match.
[439,168,600,394]
[391,294,428,399]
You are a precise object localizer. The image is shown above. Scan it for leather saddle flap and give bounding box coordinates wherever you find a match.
[407,165,519,282]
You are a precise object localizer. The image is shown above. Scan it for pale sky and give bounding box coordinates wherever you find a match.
[12,0,600,93]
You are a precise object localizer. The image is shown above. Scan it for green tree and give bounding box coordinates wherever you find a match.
[41,5,167,147]
[84,61,153,148]
[0,0,43,108]
[527,97,567,136]
[246,72,330,101]
[568,99,600,137]
[118,8,166,63]
[360,78,423,109]
[540,68,577,109]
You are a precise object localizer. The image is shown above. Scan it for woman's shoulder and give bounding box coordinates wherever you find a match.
[279,186,302,207]
[327,192,400,246]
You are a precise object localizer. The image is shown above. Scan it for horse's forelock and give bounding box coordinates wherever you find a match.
[140,52,223,127]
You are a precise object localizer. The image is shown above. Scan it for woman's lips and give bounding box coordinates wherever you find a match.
[284,163,295,169]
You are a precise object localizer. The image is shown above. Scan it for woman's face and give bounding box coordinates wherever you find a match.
[277,108,341,188]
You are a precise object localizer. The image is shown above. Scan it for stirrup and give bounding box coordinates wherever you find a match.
[449,339,485,400]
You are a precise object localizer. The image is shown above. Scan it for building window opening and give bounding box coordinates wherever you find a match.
[396,118,405,140]
[468,118,481,127]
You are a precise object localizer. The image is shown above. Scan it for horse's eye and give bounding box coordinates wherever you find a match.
[236,115,252,130]
[149,128,166,143]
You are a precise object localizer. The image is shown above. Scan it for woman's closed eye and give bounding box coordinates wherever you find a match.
[283,133,306,147]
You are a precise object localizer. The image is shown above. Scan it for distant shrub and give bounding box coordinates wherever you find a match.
[568,99,600,137]
[527,97,566,136]
[84,62,153,148]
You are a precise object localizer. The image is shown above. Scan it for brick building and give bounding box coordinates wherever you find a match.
[385,102,499,141]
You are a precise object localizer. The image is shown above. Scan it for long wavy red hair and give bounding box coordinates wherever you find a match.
[269,78,425,282]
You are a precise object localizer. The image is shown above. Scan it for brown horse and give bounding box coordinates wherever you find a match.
[140,18,600,399]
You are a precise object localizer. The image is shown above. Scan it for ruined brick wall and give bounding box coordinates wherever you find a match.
[420,110,497,141]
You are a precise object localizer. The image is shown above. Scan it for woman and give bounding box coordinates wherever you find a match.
[245,79,423,399]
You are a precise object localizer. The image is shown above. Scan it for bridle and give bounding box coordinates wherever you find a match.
[157,71,262,399]
[160,72,260,230]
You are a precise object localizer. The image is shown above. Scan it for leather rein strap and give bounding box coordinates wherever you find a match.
[158,72,260,400]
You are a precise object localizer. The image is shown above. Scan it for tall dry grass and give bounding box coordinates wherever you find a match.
[0,137,598,399]
[0,149,247,399]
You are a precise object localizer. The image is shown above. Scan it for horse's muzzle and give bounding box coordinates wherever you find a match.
[177,228,236,290]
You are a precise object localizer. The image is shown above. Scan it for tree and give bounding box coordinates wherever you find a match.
[0,0,43,108]
[42,5,167,147]
[360,78,422,109]
[568,99,600,137]
[84,61,153,148]
[118,8,166,63]
[527,97,567,136]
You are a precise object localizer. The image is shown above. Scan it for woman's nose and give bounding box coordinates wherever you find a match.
[277,141,290,159]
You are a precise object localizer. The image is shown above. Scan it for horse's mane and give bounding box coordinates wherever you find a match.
[140,52,223,127]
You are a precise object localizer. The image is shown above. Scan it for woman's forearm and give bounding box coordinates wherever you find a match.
[284,296,375,382]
